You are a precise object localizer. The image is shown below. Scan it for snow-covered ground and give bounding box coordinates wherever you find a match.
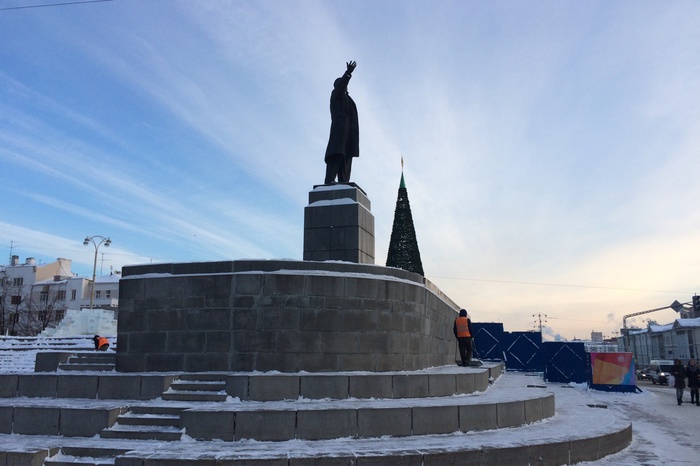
[0,344,697,465]
[580,380,698,465]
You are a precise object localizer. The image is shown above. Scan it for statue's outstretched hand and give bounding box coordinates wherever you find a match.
[346,61,357,75]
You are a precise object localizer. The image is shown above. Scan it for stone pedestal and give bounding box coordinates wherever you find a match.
[116,259,455,373]
[303,183,375,264]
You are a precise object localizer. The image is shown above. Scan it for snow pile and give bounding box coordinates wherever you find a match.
[39,308,117,337]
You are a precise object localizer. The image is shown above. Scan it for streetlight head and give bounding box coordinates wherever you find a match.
[105,238,111,247]
[83,237,90,246]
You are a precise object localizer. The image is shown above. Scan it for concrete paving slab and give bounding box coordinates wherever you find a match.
[496,399,526,428]
[56,375,99,399]
[482,445,530,466]
[97,376,141,399]
[0,406,12,434]
[357,407,412,437]
[180,411,234,441]
[297,409,357,440]
[234,411,296,441]
[17,374,57,398]
[59,407,123,437]
[13,407,60,435]
[392,374,428,398]
[459,403,498,432]
[0,375,18,397]
[300,375,348,399]
[248,375,299,401]
[413,405,459,435]
[348,374,392,399]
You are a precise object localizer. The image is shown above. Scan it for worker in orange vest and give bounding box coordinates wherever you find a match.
[93,335,109,351]
[453,309,473,366]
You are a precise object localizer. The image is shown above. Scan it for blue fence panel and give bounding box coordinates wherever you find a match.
[542,342,587,383]
[472,323,505,361]
[502,331,543,372]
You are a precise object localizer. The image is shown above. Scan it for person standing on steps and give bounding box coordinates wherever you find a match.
[686,359,700,406]
[671,358,686,405]
[453,309,473,366]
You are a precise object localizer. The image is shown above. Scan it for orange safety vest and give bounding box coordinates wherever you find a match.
[455,317,471,337]
[96,337,109,349]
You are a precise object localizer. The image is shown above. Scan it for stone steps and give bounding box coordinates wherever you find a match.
[99,376,229,441]
[99,425,184,441]
[100,406,186,442]
[181,389,555,442]
[0,367,634,465]
[224,367,496,401]
[43,447,127,466]
[161,374,228,402]
[58,353,116,372]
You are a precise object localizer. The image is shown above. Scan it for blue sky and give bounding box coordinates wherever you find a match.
[1,0,699,340]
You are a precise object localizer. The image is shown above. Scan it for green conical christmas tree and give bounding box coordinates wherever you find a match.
[386,164,424,276]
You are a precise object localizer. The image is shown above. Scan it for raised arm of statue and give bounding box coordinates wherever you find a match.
[346,61,356,76]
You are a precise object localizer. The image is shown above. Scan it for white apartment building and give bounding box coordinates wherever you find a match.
[0,255,119,336]
[624,318,700,367]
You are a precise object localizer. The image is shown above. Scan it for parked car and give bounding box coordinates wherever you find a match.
[649,359,675,385]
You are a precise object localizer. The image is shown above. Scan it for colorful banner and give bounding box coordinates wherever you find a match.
[590,352,636,386]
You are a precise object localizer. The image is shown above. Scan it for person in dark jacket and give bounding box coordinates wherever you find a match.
[453,309,474,366]
[671,358,686,405]
[324,61,359,184]
[93,335,109,351]
[686,359,700,406]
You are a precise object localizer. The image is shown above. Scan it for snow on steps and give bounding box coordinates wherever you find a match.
[0,368,632,465]
[161,373,228,402]
[43,447,128,466]
[98,375,227,443]
[0,336,106,374]
[58,352,116,372]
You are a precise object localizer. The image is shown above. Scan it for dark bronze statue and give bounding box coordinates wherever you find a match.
[324,61,359,184]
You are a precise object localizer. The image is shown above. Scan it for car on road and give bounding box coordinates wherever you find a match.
[649,359,675,385]
[636,366,652,381]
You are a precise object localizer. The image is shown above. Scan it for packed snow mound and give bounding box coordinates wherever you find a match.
[39,308,117,337]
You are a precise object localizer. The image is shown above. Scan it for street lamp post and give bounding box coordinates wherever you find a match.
[83,235,111,309]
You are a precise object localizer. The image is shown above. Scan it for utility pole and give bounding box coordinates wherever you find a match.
[533,313,548,333]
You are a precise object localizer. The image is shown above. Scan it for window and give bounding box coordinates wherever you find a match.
[56,309,65,320]
[12,277,23,287]
[106,290,111,298]
[95,290,101,299]
[40,291,48,303]
[11,295,21,305]
[57,290,66,301]
[71,289,76,300]
[38,310,47,322]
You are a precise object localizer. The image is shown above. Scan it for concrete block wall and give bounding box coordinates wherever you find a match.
[225,370,493,401]
[117,260,461,373]
[0,448,57,466]
[0,374,175,400]
[5,405,124,437]
[179,393,556,442]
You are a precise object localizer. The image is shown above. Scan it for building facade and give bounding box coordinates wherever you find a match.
[0,255,119,336]
[625,318,700,368]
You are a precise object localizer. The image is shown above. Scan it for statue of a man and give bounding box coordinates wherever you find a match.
[324,61,359,184]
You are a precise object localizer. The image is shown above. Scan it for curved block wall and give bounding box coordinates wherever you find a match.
[116,260,461,372]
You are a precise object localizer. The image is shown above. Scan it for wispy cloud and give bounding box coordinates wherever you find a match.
[1,0,699,339]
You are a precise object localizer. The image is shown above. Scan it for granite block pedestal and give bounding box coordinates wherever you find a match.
[303,183,375,264]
